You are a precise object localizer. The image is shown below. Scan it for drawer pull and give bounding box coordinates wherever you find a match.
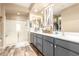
[55,45,56,48]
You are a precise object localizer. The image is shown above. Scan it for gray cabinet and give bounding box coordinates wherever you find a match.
[43,35,53,43]
[55,44,78,56]
[36,37,43,53]
[31,33,43,53]
[33,36,36,46]
[30,32,79,56]
[30,33,37,46]
[55,38,79,56]
[43,39,53,56]
[55,38,79,54]
[36,34,43,53]
[30,33,34,43]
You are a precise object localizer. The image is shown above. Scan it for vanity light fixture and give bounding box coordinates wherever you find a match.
[34,9,38,13]
[59,17,61,20]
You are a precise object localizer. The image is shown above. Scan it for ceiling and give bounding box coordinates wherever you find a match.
[30,3,50,14]
[3,3,76,16]
[53,3,76,15]
[4,3,49,16]
[30,3,76,15]
[4,3,32,16]
[15,3,31,8]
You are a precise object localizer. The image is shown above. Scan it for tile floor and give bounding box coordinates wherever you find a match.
[0,45,38,56]
[0,43,43,56]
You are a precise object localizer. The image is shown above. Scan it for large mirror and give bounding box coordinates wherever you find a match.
[42,5,53,33]
[53,3,79,32]
[30,13,43,31]
[53,15,61,32]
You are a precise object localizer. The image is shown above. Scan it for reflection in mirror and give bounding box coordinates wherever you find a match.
[53,15,61,32]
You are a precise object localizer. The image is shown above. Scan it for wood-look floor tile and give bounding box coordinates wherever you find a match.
[14,48,25,56]
[0,44,42,56]
[8,48,15,56]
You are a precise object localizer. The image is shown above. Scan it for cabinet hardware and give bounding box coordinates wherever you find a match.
[55,45,56,48]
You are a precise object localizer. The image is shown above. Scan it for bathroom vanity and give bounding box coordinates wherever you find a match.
[30,31,79,56]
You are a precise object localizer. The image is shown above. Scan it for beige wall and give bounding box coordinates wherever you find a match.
[6,14,28,21]
[0,4,6,48]
[0,4,4,33]
[61,4,79,32]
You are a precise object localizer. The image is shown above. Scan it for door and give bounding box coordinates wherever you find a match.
[5,20,17,47]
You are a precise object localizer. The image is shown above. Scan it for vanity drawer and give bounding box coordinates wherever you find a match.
[33,33,37,37]
[43,35,54,43]
[55,38,79,54]
[36,34,42,38]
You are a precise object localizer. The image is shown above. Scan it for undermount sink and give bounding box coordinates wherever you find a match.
[53,31,64,36]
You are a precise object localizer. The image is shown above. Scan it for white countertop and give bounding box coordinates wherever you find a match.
[30,30,79,43]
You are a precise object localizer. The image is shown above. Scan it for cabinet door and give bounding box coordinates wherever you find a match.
[36,37,43,53]
[55,45,78,56]
[33,36,37,46]
[30,33,34,43]
[43,39,53,56]
[55,38,79,54]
